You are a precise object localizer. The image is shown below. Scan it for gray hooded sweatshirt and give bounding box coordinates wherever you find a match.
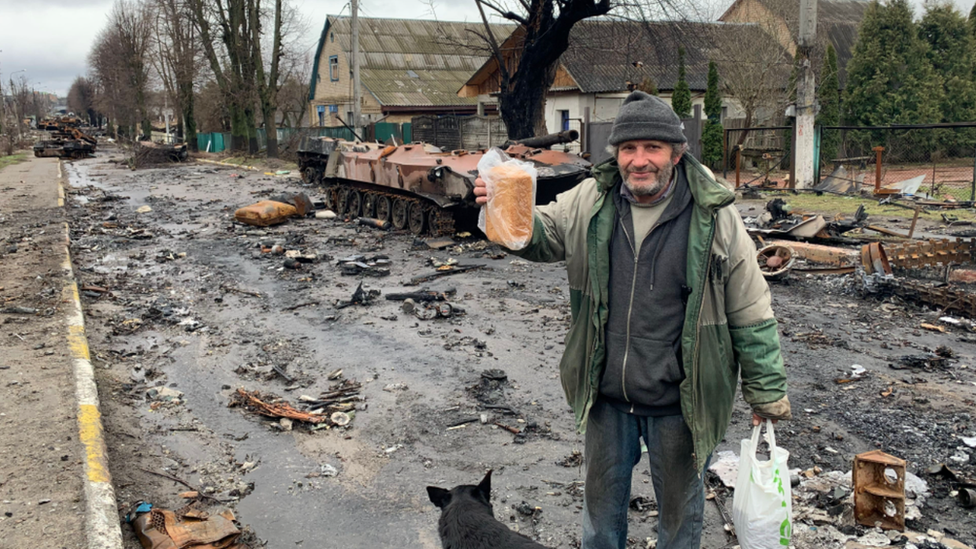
[599,165,693,416]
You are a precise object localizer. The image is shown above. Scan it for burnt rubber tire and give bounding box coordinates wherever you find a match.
[408,201,426,235]
[375,195,392,222]
[337,189,349,215]
[392,198,408,230]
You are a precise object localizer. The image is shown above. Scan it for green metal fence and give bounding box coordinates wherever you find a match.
[371,122,411,144]
[197,132,230,153]
[197,127,360,154]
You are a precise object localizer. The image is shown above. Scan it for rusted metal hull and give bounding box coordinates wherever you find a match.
[769,240,859,266]
[297,135,591,236]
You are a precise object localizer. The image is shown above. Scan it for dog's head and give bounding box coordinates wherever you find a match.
[426,470,493,512]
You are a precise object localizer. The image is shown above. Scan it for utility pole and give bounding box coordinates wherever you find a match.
[351,0,362,141]
[793,0,818,188]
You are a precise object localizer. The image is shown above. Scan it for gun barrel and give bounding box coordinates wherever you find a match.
[516,130,580,149]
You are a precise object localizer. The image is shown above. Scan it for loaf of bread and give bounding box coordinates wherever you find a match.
[484,163,534,249]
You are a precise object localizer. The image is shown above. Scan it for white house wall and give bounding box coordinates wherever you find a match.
[545,90,746,130]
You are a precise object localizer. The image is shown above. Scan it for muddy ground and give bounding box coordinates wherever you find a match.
[62,149,975,548]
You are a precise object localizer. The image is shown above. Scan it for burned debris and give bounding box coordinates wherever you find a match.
[229,382,363,431]
[33,119,98,160]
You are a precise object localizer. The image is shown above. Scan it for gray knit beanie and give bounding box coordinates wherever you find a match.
[608,91,687,146]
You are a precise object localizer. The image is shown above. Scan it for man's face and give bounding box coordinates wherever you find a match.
[617,140,681,198]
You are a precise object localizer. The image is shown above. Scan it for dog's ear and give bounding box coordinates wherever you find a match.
[427,486,451,508]
[477,470,492,501]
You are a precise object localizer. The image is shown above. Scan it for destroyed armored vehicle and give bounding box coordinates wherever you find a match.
[33,125,98,160]
[33,138,96,159]
[297,130,591,235]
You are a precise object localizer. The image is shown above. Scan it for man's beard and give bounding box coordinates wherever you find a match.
[621,159,674,198]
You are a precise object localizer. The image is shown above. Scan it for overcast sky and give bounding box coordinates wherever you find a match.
[1,0,974,97]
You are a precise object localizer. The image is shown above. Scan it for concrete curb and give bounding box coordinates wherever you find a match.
[59,160,125,549]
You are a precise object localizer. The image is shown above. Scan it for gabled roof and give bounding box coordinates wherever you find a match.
[309,16,515,107]
[557,20,772,94]
[460,19,783,96]
[719,0,871,24]
[718,0,871,86]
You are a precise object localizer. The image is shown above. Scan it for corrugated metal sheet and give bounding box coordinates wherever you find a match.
[362,68,482,106]
[327,16,514,107]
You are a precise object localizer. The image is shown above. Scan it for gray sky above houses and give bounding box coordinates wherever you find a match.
[1,0,974,97]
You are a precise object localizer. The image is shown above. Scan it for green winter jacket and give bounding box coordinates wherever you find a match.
[514,155,788,473]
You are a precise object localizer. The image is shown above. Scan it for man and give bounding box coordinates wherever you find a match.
[473,91,790,549]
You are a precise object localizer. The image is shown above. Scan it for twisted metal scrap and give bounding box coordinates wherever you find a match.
[885,238,976,269]
[884,278,976,318]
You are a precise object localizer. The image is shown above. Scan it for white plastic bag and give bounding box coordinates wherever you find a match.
[732,420,792,549]
[477,148,537,250]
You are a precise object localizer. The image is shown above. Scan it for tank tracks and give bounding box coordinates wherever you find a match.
[316,181,456,237]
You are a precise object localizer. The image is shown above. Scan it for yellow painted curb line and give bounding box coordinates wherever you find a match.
[59,160,124,549]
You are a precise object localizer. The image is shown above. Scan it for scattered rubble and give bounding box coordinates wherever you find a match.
[54,159,976,548]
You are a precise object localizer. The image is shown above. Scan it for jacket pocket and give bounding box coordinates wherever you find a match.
[601,330,683,407]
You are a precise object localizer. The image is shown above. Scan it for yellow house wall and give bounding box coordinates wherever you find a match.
[308,28,383,127]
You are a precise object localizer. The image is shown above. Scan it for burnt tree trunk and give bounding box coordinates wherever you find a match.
[491,0,611,141]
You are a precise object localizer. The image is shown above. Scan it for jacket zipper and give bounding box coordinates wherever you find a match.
[619,217,659,404]
[690,210,717,476]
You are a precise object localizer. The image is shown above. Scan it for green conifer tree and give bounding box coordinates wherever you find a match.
[918,4,976,155]
[671,47,692,119]
[702,61,723,168]
[844,0,943,153]
[919,2,976,153]
[969,3,976,41]
[817,44,841,163]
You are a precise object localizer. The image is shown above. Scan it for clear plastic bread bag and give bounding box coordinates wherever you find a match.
[477,148,538,250]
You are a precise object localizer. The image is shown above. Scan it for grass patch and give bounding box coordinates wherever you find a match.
[0,152,28,171]
[752,191,976,223]
[219,155,299,173]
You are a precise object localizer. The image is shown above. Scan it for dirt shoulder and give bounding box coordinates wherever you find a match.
[0,155,87,548]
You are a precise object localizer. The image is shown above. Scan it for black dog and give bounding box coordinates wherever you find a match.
[427,471,548,549]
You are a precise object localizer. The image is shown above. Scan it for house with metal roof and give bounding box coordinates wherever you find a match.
[719,0,871,88]
[459,20,785,137]
[308,16,515,128]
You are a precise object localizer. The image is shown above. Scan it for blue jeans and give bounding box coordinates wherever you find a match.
[582,398,705,549]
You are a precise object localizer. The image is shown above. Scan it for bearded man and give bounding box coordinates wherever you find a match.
[474,90,791,549]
